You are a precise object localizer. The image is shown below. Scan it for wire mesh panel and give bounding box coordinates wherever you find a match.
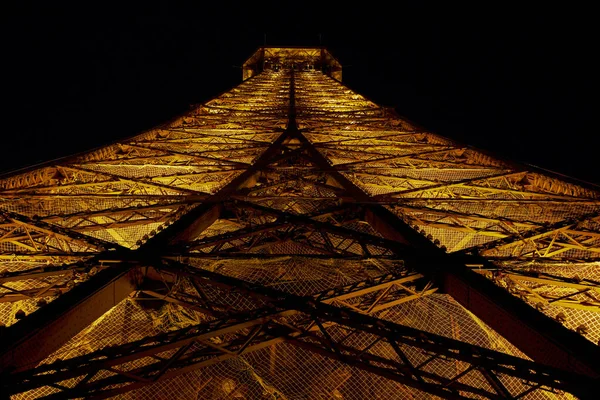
[2,48,598,400]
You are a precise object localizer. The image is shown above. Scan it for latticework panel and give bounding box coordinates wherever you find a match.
[474,260,600,346]
[0,258,96,327]
[15,256,572,400]
[0,70,291,334]
[186,257,398,296]
[0,68,290,247]
[292,68,600,350]
[2,50,598,400]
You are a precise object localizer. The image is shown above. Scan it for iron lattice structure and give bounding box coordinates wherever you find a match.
[1,46,599,399]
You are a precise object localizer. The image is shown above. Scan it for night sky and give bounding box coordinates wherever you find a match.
[2,5,598,185]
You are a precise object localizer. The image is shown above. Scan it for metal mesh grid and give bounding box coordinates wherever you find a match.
[0,196,186,218]
[396,200,600,224]
[12,298,165,399]
[387,202,600,253]
[0,197,193,249]
[173,131,279,143]
[247,241,330,256]
[316,150,370,166]
[0,298,45,328]
[72,163,231,179]
[0,226,100,254]
[247,180,338,198]
[13,252,576,400]
[541,305,600,345]
[178,293,572,400]
[409,149,507,169]
[303,131,447,143]
[33,298,163,367]
[83,221,165,249]
[0,258,93,327]
[390,207,532,253]
[193,219,245,239]
[151,172,242,193]
[134,141,265,161]
[488,261,600,346]
[3,61,596,400]
[50,206,183,231]
[10,179,188,196]
[193,344,418,400]
[348,167,508,183]
[481,239,599,260]
[136,132,274,145]
[340,172,432,195]
[187,257,397,296]
[321,143,444,158]
[126,302,578,398]
[245,198,341,215]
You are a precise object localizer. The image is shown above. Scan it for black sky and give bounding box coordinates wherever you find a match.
[2,4,598,185]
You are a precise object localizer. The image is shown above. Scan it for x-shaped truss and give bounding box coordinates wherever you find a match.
[5,261,594,399]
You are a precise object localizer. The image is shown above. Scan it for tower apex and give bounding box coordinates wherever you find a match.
[242,46,342,81]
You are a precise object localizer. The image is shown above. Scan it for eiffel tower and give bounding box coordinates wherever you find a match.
[1,46,599,399]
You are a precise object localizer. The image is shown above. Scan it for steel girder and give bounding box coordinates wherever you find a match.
[5,262,595,399]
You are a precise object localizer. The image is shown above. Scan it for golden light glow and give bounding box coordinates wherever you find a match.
[1,47,596,400]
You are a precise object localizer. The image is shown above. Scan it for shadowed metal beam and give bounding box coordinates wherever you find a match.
[288,70,600,377]
[0,71,293,377]
[7,263,595,399]
[0,261,136,373]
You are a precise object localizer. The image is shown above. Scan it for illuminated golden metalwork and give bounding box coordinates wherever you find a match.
[0,46,599,399]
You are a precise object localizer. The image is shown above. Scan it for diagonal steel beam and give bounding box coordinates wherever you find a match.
[6,261,594,399]
[0,258,136,373]
[287,70,600,377]
[0,72,294,375]
[3,268,425,396]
